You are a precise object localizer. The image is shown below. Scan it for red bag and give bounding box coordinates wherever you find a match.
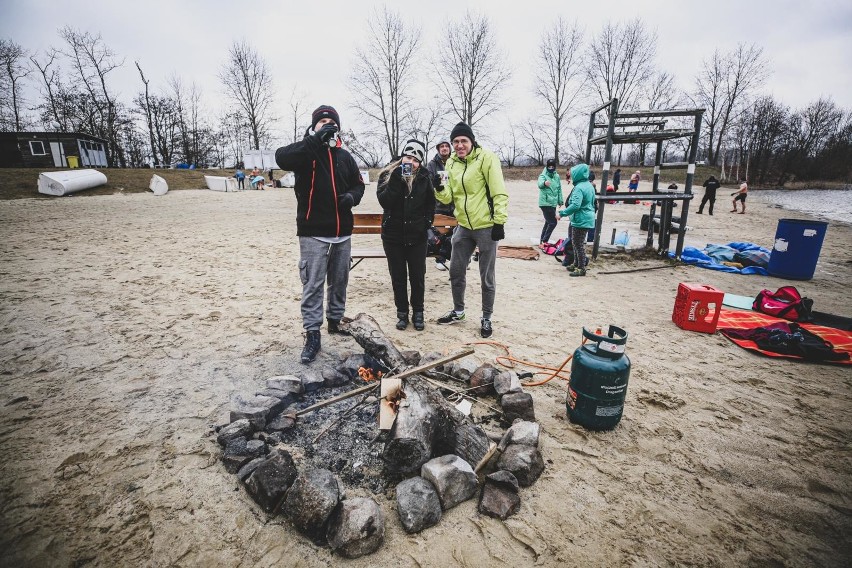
[753,286,813,322]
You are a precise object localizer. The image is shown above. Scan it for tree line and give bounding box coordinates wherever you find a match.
[1,10,849,185]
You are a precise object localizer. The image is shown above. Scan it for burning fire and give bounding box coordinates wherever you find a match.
[357,366,383,382]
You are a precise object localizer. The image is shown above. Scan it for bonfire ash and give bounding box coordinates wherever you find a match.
[213,313,545,558]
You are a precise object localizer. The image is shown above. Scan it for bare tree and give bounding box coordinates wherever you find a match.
[30,48,75,132]
[494,122,522,167]
[349,7,420,159]
[60,27,125,165]
[534,17,584,164]
[434,11,511,127]
[521,119,550,166]
[0,38,32,131]
[288,85,309,143]
[219,40,275,150]
[692,43,769,165]
[341,129,385,168]
[135,61,159,167]
[408,99,448,159]
[585,19,657,111]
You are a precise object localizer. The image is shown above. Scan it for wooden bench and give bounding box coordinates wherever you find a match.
[350,213,458,269]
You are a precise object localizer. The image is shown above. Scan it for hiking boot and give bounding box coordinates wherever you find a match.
[327,318,350,335]
[396,311,409,330]
[437,310,465,325]
[301,330,321,364]
[569,268,587,277]
[412,311,425,331]
[565,264,577,272]
[480,318,493,338]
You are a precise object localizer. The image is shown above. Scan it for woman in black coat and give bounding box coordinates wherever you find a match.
[376,139,435,331]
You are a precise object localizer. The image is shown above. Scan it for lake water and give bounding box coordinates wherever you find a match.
[755,189,852,225]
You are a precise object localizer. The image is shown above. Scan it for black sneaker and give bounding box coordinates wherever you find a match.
[301,330,321,363]
[437,310,465,325]
[396,311,409,330]
[412,311,425,331]
[480,318,493,338]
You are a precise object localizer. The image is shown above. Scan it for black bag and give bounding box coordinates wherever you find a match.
[426,227,452,261]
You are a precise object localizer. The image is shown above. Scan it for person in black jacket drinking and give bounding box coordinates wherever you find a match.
[275,105,365,363]
[377,139,435,331]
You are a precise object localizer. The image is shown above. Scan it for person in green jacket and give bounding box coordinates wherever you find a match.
[537,158,563,247]
[557,163,596,277]
[435,122,508,338]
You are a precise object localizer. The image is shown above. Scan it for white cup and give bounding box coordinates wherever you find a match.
[439,170,449,184]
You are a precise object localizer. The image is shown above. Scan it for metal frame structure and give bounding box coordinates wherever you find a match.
[584,99,704,259]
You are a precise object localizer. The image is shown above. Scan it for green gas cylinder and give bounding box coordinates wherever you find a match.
[566,326,631,430]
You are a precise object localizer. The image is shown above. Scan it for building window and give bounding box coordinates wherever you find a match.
[29,140,47,156]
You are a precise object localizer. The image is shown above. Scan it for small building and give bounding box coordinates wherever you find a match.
[0,131,109,168]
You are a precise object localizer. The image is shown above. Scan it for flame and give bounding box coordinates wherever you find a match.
[357,366,383,382]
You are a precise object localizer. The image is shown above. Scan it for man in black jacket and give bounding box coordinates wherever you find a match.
[275,105,365,363]
[425,140,453,270]
[698,175,720,215]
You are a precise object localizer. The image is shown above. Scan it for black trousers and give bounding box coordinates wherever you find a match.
[540,206,557,243]
[383,239,427,313]
[698,193,715,214]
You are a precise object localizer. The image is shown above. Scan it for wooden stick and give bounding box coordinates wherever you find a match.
[475,442,499,474]
[284,348,475,420]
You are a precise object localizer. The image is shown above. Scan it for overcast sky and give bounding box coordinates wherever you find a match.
[2,0,851,147]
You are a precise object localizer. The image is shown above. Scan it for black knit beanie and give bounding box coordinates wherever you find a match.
[311,105,340,129]
[450,122,475,143]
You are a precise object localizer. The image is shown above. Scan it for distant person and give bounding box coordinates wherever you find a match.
[234,168,246,190]
[427,139,453,270]
[435,122,508,338]
[698,175,720,215]
[612,168,621,191]
[377,139,435,331]
[268,168,274,185]
[537,158,563,247]
[628,170,641,193]
[731,180,748,214]
[557,163,596,277]
[275,104,365,363]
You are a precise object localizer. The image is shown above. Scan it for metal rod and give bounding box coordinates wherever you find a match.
[674,111,704,259]
[594,121,666,128]
[617,108,705,118]
[592,97,617,259]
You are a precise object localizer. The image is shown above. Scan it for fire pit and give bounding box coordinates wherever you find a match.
[213,314,545,558]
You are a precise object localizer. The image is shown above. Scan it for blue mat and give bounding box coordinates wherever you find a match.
[671,242,770,275]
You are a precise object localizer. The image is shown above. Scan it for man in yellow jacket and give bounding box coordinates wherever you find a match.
[435,122,508,338]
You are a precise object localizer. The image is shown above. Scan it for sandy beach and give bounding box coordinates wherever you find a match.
[1,178,850,566]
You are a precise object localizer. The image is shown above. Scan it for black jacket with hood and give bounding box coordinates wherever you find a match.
[275,132,365,237]
[377,165,436,246]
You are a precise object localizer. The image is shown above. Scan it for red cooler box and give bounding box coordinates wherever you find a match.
[672,283,723,333]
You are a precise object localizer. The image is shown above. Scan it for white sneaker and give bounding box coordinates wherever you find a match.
[435,262,448,271]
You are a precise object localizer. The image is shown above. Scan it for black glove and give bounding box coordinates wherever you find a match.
[315,123,338,143]
[432,173,442,188]
[491,224,505,241]
[338,193,354,209]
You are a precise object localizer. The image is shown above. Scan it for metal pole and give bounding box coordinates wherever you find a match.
[674,111,704,258]
[592,98,617,259]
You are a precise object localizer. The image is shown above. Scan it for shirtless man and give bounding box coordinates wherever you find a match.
[731,180,748,214]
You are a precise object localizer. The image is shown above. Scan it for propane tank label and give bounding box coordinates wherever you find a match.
[598,340,625,354]
[595,404,623,417]
[567,387,577,410]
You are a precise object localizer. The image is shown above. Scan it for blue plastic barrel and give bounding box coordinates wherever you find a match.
[768,218,828,280]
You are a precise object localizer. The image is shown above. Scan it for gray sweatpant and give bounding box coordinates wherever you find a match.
[298,237,351,331]
[449,226,497,319]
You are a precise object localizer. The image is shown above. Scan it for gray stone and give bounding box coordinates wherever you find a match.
[266,375,304,395]
[256,388,296,402]
[245,448,298,513]
[322,367,350,387]
[217,419,253,447]
[500,392,536,423]
[222,437,267,474]
[442,360,458,377]
[327,497,385,559]
[230,393,280,429]
[494,371,523,396]
[401,350,421,367]
[497,444,545,487]
[284,468,341,541]
[301,370,325,393]
[266,412,296,431]
[479,470,521,520]
[453,358,480,382]
[340,354,367,379]
[497,420,541,452]
[470,363,498,395]
[420,454,478,510]
[395,476,442,533]
[236,457,266,482]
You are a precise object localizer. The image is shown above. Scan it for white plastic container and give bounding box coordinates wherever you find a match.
[149,174,169,196]
[37,169,108,196]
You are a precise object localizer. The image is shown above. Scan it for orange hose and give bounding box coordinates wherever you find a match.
[464,340,586,387]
